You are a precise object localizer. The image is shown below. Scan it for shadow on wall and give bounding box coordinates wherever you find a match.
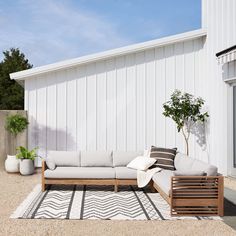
[189,110,210,162]
[30,114,211,163]
[29,117,77,166]
[190,122,207,149]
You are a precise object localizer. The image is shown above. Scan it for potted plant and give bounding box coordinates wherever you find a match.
[16,146,38,175]
[4,114,29,172]
[163,90,209,156]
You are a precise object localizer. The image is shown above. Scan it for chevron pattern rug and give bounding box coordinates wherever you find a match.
[11,185,220,220]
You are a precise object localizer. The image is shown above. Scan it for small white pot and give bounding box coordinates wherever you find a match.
[5,155,19,173]
[19,159,35,175]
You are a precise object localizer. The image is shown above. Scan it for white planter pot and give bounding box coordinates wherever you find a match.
[20,159,35,175]
[5,155,19,173]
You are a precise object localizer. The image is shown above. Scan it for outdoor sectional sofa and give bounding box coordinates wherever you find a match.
[42,150,224,216]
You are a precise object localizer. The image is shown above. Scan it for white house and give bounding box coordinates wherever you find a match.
[10,0,236,176]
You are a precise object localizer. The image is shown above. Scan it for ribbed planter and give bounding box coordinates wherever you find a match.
[19,159,34,175]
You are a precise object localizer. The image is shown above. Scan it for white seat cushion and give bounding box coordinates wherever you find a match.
[44,167,115,179]
[115,167,137,179]
[152,170,174,196]
[47,151,80,167]
[113,151,143,167]
[81,151,112,167]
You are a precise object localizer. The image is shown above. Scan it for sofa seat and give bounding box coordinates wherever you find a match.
[152,170,174,196]
[115,167,137,179]
[44,167,116,179]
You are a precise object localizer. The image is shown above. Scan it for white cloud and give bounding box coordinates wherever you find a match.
[0,0,132,66]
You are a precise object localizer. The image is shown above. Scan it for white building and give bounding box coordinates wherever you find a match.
[10,0,236,176]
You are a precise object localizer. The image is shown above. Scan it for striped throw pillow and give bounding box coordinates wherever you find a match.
[150,146,177,170]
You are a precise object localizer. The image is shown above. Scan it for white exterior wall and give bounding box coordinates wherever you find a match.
[202,0,236,175]
[24,0,236,175]
[25,38,205,167]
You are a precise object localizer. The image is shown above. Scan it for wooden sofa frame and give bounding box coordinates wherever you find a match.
[152,175,224,216]
[42,160,224,216]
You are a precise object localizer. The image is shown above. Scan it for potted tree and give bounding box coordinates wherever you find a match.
[163,90,209,156]
[16,146,38,175]
[4,114,29,172]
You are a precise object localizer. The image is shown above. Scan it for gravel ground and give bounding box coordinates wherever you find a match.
[225,177,236,191]
[0,168,236,236]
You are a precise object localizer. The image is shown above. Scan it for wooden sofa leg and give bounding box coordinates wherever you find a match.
[42,181,45,192]
[149,180,156,193]
[114,184,118,192]
[42,159,46,192]
[218,176,224,216]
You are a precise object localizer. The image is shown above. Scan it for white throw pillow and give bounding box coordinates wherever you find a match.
[127,156,156,171]
[46,158,56,170]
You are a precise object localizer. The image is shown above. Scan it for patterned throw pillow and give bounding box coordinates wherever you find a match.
[150,146,177,170]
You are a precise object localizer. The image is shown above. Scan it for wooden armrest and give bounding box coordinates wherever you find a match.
[171,175,223,179]
[41,160,48,192]
[171,175,223,189]
[42,159,48,172]
[170,175,224,216]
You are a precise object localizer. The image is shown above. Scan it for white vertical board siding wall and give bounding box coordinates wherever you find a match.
[136,52,146,150]
[202,0,236,174]
[25,38,204,167]
[67,70,77,151]
[106,59,116,150]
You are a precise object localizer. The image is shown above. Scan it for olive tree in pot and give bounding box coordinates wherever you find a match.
[4,114,29,173]
[163,90,209,156]
[16,146,38,175]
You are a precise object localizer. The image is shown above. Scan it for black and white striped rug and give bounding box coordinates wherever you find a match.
[11,185,220,220]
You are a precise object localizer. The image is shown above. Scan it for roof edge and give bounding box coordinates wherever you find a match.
[10,28,207,80]
[216,44,236,57]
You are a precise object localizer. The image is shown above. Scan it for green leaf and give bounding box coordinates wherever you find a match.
[163,89,209,140]
[5,114,29,136]
[16,146,38,160]
[0,48,32,110]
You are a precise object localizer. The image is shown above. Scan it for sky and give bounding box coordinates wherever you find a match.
[0,0,201,67]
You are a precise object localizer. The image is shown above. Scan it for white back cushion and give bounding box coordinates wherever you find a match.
[46,158,56,170]
[113,151,144,167]
[47,151,80,167]
[174,153,218,176]
[174,170,205,176]
[191,160,218,176]
[81,150,112,167]
[174,153,194,170]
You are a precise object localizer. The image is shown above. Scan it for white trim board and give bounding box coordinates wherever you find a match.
[224,77,236,86]
[10,28,207,81]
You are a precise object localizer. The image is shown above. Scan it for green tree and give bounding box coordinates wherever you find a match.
[0,48,32,109]
[163,90,209,156]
